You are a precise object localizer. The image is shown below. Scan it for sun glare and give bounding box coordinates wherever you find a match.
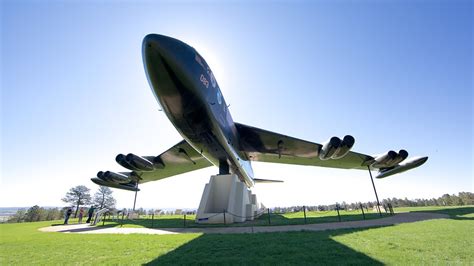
[185,37,228,91]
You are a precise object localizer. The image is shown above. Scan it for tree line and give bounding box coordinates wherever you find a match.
[4,190,472,223]
[271,191,473,213]
[5,185,116,223]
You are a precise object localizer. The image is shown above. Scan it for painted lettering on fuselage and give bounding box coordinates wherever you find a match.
[208,68,217,88]
[200,74,209,88]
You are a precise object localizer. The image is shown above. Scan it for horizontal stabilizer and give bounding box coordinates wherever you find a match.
[253,178,284,183]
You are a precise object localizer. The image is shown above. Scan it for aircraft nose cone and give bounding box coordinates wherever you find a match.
[143,34,186,58]
[143,34,168,49]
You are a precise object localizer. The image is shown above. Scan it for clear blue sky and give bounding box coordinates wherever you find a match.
[1,0,472,208]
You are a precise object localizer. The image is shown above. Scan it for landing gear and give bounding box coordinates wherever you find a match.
[219,159,229,175]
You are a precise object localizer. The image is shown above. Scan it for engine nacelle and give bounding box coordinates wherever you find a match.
[371,150,398,168]
[331,135,355,159]
[125,153,154,171]
[98,171,131,183]
[91,178,139,191]
[319,137,341,160]
[389,149,409,166]
[116,154,140,171]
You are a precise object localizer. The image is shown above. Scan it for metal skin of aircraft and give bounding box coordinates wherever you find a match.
[91,34,428,192]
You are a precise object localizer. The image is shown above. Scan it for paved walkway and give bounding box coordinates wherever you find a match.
[39,212,448,235]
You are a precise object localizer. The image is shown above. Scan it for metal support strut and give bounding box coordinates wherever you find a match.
[132,182,138,211]
[367,166,382,217]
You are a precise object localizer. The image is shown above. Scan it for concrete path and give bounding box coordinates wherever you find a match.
[39,212,448,235]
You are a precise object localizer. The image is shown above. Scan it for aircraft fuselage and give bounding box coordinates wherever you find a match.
[142,34,255,187]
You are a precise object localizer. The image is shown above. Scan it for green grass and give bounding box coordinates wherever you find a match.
[1,206,473,265]
[394,205,474,218]
[101,209,388,229]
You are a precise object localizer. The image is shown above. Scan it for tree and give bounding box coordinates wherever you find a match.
[458,192,474,205]
[62,185,92,218]
[24,205,46,222]
[440,194,452,206]
[93,186,116,210]
[8,209,26,223]
[45,208,61,221]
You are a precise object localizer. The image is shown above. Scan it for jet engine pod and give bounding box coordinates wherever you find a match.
[388,149,409,166]
[331,135,355,159]
[101,171,131,183]
[91,178,139,191]
[319,137,341,160]
[116,154,140,171]
[97,171,105,180]
[125,153,154,171]
[371,150,398,168]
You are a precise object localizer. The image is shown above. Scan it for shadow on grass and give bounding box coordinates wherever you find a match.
[145,207,473,264]
[56,224,117,233]
[145,227,385,265]
[408,206,474,220]
[262,212,387,226]
[101,211,389,229]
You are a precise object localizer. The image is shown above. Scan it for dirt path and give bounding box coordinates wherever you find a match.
[39,212,448,235]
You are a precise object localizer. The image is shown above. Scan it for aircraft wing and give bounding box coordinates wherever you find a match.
[236,123,372,170]
[91,140,212,191]
[136,140,213,182]
[235,122,427,176]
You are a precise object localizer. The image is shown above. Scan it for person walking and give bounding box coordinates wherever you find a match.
[78,208,84,224]
[86,206,95,223]
[64,207,73,225]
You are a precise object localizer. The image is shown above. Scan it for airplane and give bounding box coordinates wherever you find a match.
[91,34,428,192]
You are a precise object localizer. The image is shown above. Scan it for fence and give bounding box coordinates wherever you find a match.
[98,203,395,228]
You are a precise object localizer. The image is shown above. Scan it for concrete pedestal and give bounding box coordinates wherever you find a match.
[196,174,262,224]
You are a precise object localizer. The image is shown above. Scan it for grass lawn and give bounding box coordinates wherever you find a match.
[0,206,473,265]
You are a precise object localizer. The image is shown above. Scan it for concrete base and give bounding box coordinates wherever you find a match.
[196,174,262,224]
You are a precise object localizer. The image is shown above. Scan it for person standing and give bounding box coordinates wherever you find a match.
[64,207,73,225]
[78,208,84,224]
[86,206,95,223]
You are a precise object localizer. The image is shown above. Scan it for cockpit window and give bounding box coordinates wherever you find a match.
[217,90,222,105]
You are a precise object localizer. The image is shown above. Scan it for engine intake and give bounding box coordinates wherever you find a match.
[331,135,355,159]
[98,171,131,183]
[116,154,140,171]
[319,137,341,160]
[125,153,154,171]
[372,150,398,168]
[389,149,409,166]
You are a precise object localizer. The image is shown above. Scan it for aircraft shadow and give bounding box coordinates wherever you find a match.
[102,211,388,229]
[409,206,474,220]
[144,206,473,264]
[56,224,116,233]
[145,227,386,265]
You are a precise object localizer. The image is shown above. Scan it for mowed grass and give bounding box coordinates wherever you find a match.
[0,206,473,265]
[394,205,474,217]
[101,209,388,229]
